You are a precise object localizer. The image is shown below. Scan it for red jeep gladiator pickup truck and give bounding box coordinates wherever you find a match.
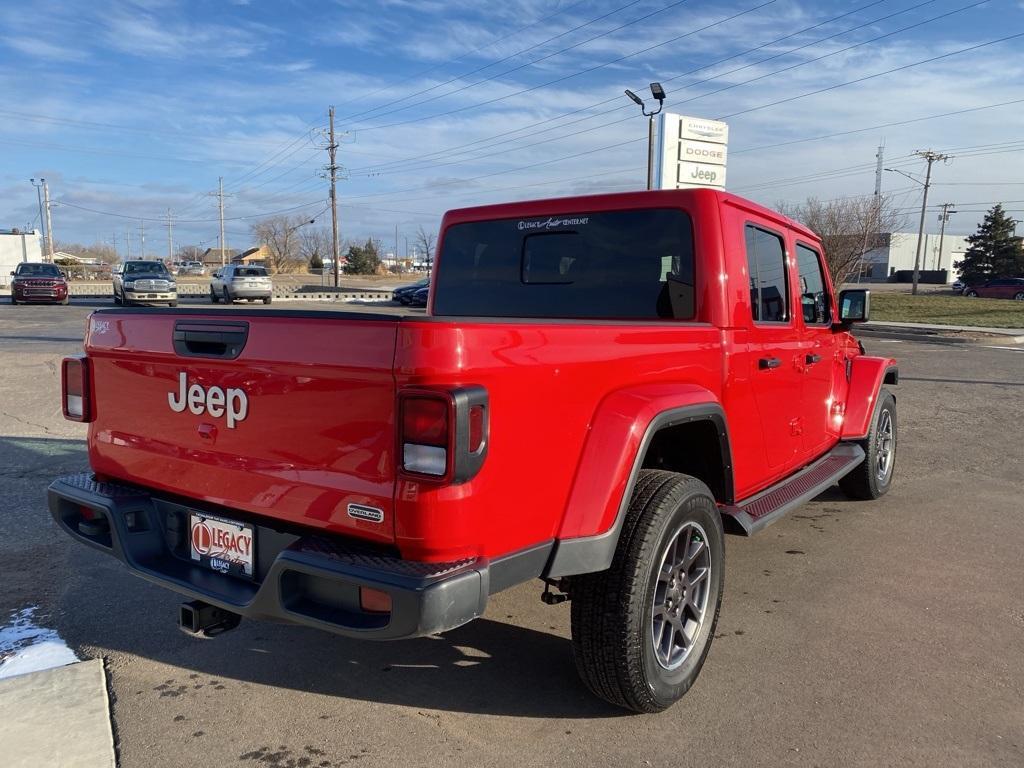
[49,189,897,713]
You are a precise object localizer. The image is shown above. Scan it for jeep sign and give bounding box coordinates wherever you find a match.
[168,371,248,428]
[655,113,729,191]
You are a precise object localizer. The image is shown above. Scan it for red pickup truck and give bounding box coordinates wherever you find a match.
[49,189,897,713]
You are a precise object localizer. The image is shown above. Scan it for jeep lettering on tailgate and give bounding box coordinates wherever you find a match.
[167,371,248,428]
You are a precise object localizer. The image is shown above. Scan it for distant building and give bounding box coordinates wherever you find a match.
[860,232,969,284]
[53,251,101,266]
[0,228,43,286]
[232,245,269,266]
[201,247,240,268]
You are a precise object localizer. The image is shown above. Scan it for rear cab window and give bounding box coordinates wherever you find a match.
[433,208,696,320]
[235,267,268,277]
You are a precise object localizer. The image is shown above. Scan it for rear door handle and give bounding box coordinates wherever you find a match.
[758,357,781,370]
[805,354,822,364]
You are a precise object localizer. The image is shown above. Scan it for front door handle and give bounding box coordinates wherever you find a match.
[758,357,781,370]
[805,353,822,365]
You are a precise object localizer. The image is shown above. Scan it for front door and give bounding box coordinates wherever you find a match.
[795,241,844,461]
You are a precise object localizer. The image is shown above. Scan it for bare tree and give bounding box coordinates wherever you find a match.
[299,227,331,270]
[175,245,204,262]
[414,226,436,263]
[251,215,311,273]
[776,195,907,286]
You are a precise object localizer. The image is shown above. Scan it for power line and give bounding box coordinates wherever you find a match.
[338,0,651,124]
[330,0,593,112]
[346,0,957,177]
[54,198,328,223]
[718,31,1024,120]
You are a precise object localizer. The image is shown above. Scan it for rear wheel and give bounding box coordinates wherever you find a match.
[570,470,724,713]
[1014,292,1024,301]
[223,287,232,303]
[210,288,219,303]
[965,289,979,298]
[840,389,897,500]
[262,296,272,305]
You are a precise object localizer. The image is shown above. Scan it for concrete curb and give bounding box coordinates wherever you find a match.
[0,658,116,768]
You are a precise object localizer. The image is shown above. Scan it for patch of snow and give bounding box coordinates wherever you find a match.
[0,607,78,680]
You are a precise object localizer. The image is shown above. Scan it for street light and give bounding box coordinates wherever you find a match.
[624,82,666,190]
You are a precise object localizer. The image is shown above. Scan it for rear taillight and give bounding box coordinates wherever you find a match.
[401,395,450,476]
[61,356,92,422]
[398,386,488,483]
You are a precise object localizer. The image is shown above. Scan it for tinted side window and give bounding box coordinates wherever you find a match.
[795,243,832,325]
[744,225,789,322]
[433,209,695,320]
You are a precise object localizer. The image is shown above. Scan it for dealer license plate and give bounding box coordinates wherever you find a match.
[189,513,255,578]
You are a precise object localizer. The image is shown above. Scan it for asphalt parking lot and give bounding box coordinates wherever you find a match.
[1,299,1022,767]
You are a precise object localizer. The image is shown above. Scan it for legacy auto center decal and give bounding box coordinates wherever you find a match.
[517,216,589,231]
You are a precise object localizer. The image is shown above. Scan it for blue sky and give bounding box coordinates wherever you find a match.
[1,0,1022,256]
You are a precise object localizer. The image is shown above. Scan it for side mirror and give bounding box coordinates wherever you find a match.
[837,289,870,325]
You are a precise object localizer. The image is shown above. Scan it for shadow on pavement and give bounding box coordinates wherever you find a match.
[59,550,620,719]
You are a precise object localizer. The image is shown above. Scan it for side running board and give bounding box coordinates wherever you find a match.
[721,443,865,536]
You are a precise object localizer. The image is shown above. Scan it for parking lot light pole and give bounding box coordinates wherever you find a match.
[625,83,666,191]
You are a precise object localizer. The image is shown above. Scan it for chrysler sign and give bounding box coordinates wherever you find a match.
[654,114,729,191]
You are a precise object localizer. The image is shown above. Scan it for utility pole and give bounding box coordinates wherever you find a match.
[394,224,399,272]
[126,226,131,260]
[140,219,146,258]
[30,179,47,257]
[42,180,55,261]
[858,141,885,283]
[111,232,118,261]
[909,150,951,295]
[208,178,231,265]
[166,209,173,261]
[328,106,341,288]
[936,203,956,272]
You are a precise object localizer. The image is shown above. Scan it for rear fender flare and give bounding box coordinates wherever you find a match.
[544,384,732,578]
[841,357,898,440]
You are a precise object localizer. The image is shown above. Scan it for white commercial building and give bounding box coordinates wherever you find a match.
[0,229,43,287]
[860,232,968,284]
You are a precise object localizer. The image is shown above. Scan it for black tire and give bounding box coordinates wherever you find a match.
[223,287,232,304]
[10,296,18,305]
[60,296,69,305]
[965,290,978,298]
[210,288,219,304]
[168,301,177,307]
[262,297,272,305]
[570,470,724,713]
[113,291,121,306]
[839,389,897,500]
[1014,292,1024,302]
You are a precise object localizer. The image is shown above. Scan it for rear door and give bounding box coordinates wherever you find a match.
[743,223,804,474]
[85,311,401,543]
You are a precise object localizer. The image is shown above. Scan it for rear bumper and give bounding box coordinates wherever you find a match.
[48,473,506,640]
[228,287,272,298]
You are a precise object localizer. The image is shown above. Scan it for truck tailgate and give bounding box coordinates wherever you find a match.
[84,310,399,544]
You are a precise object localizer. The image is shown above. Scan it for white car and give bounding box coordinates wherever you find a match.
[210,264,272,304]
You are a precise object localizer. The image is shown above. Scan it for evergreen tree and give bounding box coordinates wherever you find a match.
[343,238,382,275]
[955,205,1024,283]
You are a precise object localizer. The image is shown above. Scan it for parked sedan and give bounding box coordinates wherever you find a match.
[113,260,177,306]
[10,262,69,305]
[962,277,1024,300]
[392,277,429,305]
[211,264,272,304]
[408,285,430,308]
